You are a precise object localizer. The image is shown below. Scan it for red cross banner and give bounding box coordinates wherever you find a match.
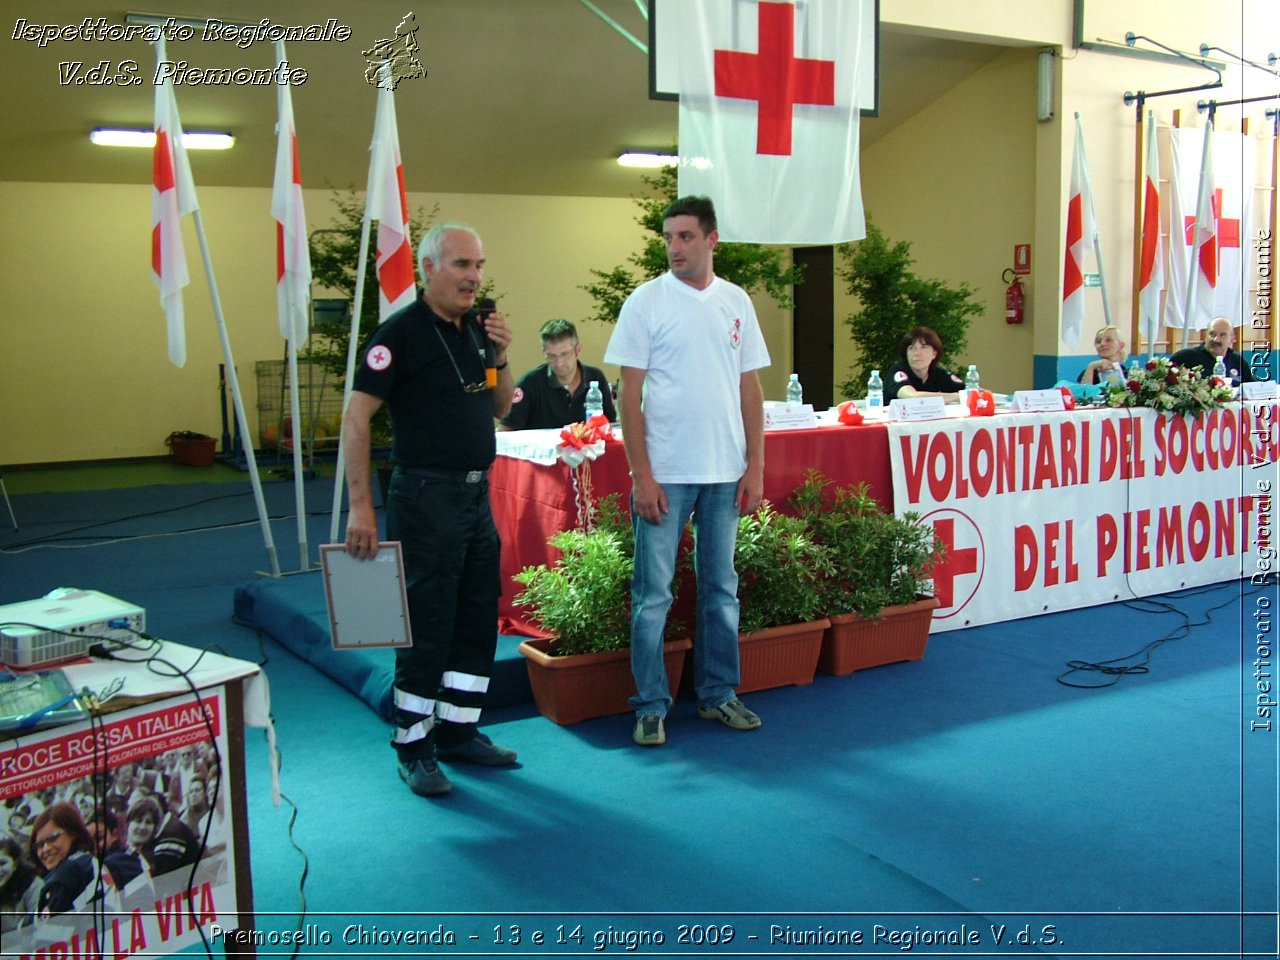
[673,0,865,245]
[364,73,416,322]
[1061,115,1099,349]
[151,37,200,368]
[888,406,1277,633]
[1166,125,1254,331]
[272,40,312,347]
[1137,112,1164,350]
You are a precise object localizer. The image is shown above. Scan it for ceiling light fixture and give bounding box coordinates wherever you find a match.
[617,152,678,169]
[90,128,236,150]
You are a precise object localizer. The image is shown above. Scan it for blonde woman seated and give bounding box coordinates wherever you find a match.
[1078,325,1127,386]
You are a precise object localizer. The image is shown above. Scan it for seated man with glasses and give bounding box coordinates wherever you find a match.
[500,319,616,430]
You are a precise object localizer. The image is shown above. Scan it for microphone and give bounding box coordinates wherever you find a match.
[473,298,498,387]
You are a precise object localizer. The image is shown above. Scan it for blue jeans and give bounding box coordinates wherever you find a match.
[629,482,741,717]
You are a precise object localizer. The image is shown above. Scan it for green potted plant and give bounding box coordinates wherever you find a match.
[730,501,832,692]
[512,496,690,725]
[836,220,982,398]
[790,470,944,675]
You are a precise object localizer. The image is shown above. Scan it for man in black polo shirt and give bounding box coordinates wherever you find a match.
[500,319,616,430]
[342,222,519,798]
[1170,316,1254,385]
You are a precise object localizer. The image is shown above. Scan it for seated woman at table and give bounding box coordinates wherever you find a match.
[1078,324,1128,386]
[884,326,964,403]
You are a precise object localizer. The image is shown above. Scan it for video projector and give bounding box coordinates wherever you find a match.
[0,589,145,668]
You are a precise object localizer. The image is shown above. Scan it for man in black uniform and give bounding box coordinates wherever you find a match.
[500,319,616,430]
[342,222,518,798]
[1170,316,1254,385]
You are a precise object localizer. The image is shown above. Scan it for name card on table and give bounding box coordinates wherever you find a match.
[1012,389,1067,412]
[763,403,818,431]
[1243,381,1279,401]
[889,395,948,422]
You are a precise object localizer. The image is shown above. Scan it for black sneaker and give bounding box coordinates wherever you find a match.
[398,757,452,796]
[436,732,518,766]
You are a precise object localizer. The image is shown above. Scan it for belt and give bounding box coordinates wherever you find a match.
[398,466,488,484]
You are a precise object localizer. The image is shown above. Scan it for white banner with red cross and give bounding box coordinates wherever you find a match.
[888,405,1278,632]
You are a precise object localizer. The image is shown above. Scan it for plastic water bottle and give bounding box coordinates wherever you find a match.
[584,380,604,420]
[964,364,981,393]
[786,373,803,406]
[1128,359,1144,382]
[1212,356,1227,382]
[866,370,883,411]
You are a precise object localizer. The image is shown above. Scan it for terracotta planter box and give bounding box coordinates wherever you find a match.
[818,596,940,676]
[518,636,692,726]
[735,618,829,693]
[167,434,216,467]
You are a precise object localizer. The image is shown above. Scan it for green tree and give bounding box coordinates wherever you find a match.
[306,188,439,383]
[581,162,804,324]
[836,221,982,397]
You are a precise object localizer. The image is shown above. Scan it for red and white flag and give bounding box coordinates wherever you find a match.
[1137,112,1164,349]
[672,0,864,244]
[365,71,415,321]
[272,41,311,347]
[151,37,199,367]
[1061,116,1099,348]
[1166,123,1253,331]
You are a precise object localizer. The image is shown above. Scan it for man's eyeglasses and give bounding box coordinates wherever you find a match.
[544,347,577,362]
[34,830,65,851]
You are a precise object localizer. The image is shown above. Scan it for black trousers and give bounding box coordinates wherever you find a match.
[385,468,500,759]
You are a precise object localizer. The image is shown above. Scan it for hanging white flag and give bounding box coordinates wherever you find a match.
[1166,125,1253,330]
[672,0,864,244]
[1061,115,1098,348]
[365,70,415,321]
[151,37,200,368]
[272,41,312,347]
[1137,112,1165,349]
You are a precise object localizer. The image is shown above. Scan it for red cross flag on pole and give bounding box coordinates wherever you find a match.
[673,0,865,245]
[1137,111,1164,349]
[1166,123,1252,331]
[365,69,416,321]
[151,37,199,368]
[272,40,311,348]
[1061,115,1099,348]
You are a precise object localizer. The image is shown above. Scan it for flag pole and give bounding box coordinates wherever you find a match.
[275,40,311,574]
[1180,113,1215,350]
[327,64,381,547]
[285,293,309,571]
[1129,103,1147,352]
[328,216,374,545]
[1078,115,1113,329]
[191,208,281,577]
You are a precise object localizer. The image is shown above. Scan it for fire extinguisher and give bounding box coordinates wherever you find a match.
[1002,268,1025,325]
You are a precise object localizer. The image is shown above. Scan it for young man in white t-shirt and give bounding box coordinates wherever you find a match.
[605,195,770,747]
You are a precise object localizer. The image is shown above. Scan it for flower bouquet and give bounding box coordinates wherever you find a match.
[1104,356,1234,416]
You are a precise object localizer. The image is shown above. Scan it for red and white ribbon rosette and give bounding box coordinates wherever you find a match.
[557,415,615,529]
[556,415,613,467]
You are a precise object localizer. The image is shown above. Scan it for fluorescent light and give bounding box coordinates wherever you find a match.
[617,152,677,169]
[90,128,235,150]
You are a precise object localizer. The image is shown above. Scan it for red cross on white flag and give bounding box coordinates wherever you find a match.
[1165,124,1253,330]
[272,41,312,347]
[673,0,865,245]
[151,37,200,368]
[365,68,416,322]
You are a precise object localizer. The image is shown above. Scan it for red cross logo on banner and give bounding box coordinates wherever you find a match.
[713,1,835,156]
[924,510,984,618]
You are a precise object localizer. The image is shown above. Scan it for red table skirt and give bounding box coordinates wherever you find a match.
[492,423,893,636]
